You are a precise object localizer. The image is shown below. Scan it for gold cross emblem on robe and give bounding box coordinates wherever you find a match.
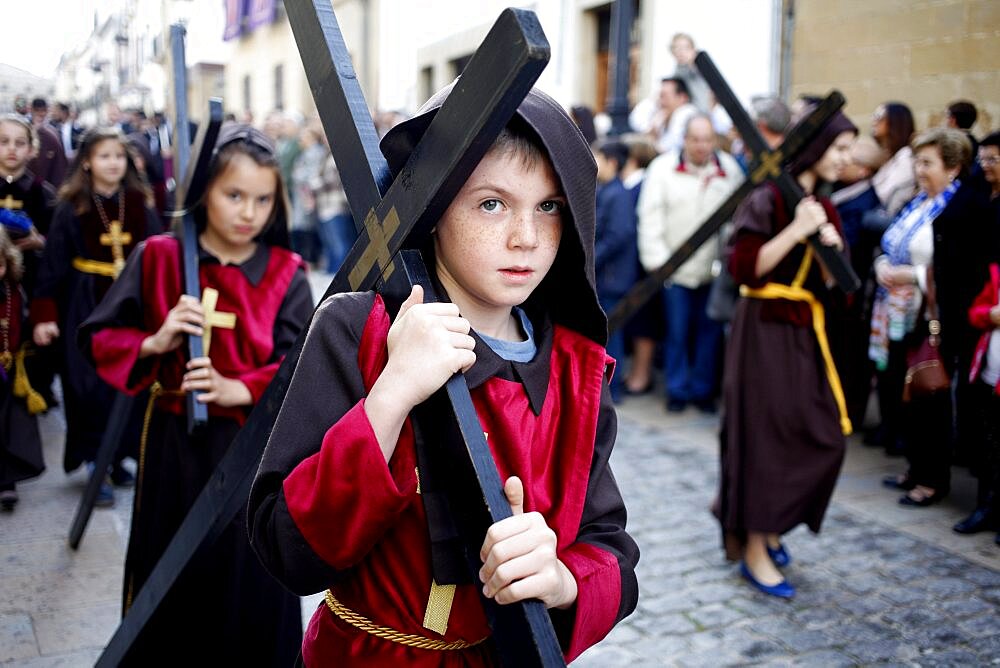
[200,287,237,356]
[0,195,23,210]
[99,221,133,279]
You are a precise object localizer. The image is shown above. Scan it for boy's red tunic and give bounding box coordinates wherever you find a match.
[250,293,638,666]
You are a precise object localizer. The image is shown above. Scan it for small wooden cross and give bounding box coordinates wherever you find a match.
[99,221,133,279]
[199,287,236,356]
[0,195,23,210]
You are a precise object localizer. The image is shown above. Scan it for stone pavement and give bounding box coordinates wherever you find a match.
[1,271,998,665]
[574,394,1000,667]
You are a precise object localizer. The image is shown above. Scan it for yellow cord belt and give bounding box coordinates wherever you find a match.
[323,590,488,651]
[72,257,118,278]
[739,247,853,435]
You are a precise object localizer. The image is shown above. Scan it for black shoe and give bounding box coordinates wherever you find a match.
[995,532,1000,546]
[0,488,17,511]
[693,398,717,414]
[882,474,915,491]
[666,399,687,413]
[110,463,135,488]
[953,507,999,534]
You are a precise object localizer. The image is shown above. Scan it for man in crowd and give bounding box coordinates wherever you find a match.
[638,114,743,413]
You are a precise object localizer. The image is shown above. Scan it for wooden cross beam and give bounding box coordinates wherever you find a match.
[695,51,860,292]
[606,54,856,332]
[97,8,563,667]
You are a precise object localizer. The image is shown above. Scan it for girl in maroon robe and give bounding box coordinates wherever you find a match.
[249,87,639,666]
[714,110,858,598]
[80,125,311,665]
[32,127,161,486]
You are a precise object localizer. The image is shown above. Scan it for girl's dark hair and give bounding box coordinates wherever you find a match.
[59,127,153,215]
[881,102,915,156]
[189,125,291,249]
[0,227,24,283]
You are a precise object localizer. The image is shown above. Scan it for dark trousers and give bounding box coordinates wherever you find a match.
[879,339,952,489]
[662,283,722,402]
[973,381,1000,507]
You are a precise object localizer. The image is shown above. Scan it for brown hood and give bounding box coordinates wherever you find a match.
[380,85,607,345]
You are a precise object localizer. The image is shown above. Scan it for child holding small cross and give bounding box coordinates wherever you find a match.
[31,127,161,501]
[79,124,311,664]
[249,88,639,665]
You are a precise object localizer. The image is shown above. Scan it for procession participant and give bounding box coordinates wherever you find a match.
[713,108,857,598]
[249,87,639,665]
[79,124,311,665]
[32,127,161,503]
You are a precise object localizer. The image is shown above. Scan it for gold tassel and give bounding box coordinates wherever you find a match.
[422,580,456,636]
[13,345,47,415]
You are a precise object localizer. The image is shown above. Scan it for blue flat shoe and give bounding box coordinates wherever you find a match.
[767,542,791,567]
[740,561,795,598]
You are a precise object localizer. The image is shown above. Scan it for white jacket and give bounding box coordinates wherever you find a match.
[638,149,743,288]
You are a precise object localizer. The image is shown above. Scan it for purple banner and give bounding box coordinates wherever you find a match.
[223,0,246,41]
[246,0,277,31]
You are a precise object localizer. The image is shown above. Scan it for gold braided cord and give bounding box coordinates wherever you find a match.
[127,380,189,612]
[72,257,117,277]
[324,590,487,651]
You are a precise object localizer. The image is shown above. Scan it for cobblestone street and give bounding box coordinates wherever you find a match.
[2,275,999,666]
[576,397,1000,667]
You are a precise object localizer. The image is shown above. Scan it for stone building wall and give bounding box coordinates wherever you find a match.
[788,0,1000,136]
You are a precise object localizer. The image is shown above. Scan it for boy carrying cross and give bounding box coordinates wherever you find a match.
[249,87,639,665]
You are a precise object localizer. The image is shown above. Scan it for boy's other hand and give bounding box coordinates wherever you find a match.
[478,476,578,610]
[383,285,477,408]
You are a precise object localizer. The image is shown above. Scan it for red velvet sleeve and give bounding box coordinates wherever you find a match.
[726,186,777,288]
[91,328,160,394]
[550,380,639,661]
[969,276,996,331]
[560,542,623,662]
[29,297,58,325]
[283,400,417,570]
[237,360,281,404]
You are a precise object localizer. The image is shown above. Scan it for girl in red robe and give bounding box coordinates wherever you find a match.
[249,87,639,666]
[80,125,311,665]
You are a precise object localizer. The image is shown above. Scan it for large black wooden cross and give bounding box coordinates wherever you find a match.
[606,52,860,331]
[98,6,563,667]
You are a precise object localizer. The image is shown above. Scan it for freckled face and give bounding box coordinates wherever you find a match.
[434,148,565,323]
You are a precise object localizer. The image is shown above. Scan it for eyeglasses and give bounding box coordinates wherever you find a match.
[978,155,1000,166]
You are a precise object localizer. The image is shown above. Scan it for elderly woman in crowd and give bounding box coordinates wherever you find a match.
[873,128,994,506]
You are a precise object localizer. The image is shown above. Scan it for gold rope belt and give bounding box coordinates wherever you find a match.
[125,380,186,613]
[739,281,852,435]
[323,589,487,651]
[72,257,117,277]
